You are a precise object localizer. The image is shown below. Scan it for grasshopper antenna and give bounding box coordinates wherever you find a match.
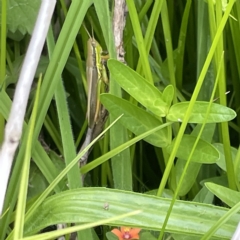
[83,19,95,40]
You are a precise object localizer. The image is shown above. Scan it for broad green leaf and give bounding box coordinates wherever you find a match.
[201,175,229,188]
[106,232,118,240]
[167,101,236,123]
[205,182,240,207]
[0,0,41,35]
[145,189,175,199]
[166,135,219,163]
[140,232,157,240]
[173,160,201,197]
[107,59,168,117]
[193,186,214,204]
[6,56,48,87]
[27,163,48,200]
[24,188,239,239]
[172,233,201,240]
[162,84,174,108]
[100,94,170,147]
[173,124,216,196]
[213,143,237,171]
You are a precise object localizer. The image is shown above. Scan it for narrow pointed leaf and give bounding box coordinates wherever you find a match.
[213,143,237,172]
[205,182,240,207]
[107,59,168,117]
[162,84,174,108]
[100,94,169,147]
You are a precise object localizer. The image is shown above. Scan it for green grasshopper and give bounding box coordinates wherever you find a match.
[85,27,109,129]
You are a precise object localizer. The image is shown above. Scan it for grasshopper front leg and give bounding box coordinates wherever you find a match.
[94,65,109,125]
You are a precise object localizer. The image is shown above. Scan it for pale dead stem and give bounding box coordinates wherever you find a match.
[113,0,127,62]
[0,0,56,215]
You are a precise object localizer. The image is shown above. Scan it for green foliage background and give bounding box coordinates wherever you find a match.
[0,0,240,239]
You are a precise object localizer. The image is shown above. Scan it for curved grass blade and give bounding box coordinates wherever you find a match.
[24,188,238,239]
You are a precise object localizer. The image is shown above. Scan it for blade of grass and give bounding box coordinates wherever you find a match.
[157,0,236,198]
[42,18,90,240]
[22,115,124,230]
[158,52,224,239]
[175,0,192,89]
[208,0,236,190]
[161,0,176,96]
[43,115,63,154]
[216,6,236,191]
[94,0,115,56]
[126,0,153,83]
[196,0,215,102]
[1,1,92,238]
[0,91,62,193]
[0,0,7,143]
[136,0,164,75]
[13,75,42,240]
[7,115,123,240]
[21,210,141,240]
[81,122,173,174]
[228,8,240,135]
[47,24,81,189]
